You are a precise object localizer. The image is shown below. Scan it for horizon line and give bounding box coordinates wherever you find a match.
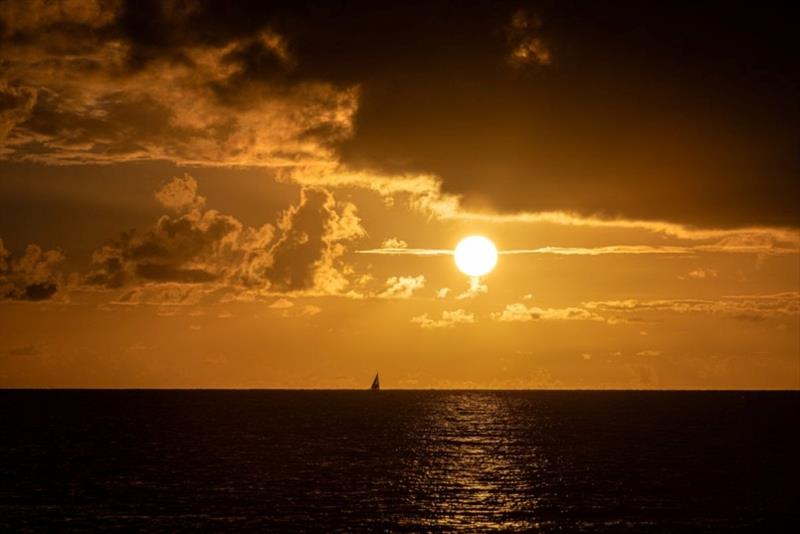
[1,387,798,392]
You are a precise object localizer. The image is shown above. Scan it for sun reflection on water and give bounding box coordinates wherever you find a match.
[401,392,551,530]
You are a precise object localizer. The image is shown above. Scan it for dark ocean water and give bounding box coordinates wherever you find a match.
[1,390,798,532]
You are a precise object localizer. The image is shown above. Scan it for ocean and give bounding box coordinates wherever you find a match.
[1,390,797,531]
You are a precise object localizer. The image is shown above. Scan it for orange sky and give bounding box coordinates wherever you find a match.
[1,1,798,388]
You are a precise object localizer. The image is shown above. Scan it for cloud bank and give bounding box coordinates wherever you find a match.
[84,174,366,301]
[1,1,797,231]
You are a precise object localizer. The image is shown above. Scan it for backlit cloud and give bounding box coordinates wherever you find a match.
[358,241,798,258]
[379,275,426,299]
[507,9,551,67]
[0,1,357,167]
[456,277,488,300]
[85,174,366,300]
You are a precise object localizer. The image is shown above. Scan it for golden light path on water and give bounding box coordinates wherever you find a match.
[401,393,551,530]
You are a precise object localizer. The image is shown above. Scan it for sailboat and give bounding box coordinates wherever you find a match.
[370,372,380,391]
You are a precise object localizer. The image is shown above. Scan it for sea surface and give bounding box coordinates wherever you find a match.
[1,390,798,531]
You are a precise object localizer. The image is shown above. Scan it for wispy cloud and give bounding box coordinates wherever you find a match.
[358,243,798,257]
[492,303,606,323]
[411,309,475,329]
[493,292,799,324]
[584,292,800,321]
[356,247,452,256]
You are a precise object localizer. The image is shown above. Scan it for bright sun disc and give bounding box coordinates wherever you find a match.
[454,236,498,276]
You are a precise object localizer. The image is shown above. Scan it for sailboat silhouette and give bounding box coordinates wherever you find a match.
[370,372,380,391]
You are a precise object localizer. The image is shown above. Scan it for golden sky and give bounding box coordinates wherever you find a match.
[1,1,798,388]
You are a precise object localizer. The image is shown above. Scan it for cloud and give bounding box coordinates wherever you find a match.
[636,350,663,357]
[109,284,210,307]
[281,304,322,318]
[85,176,263,289]
[269,298,294,309]
[154,174,206,212]
[328,5,799,229]
[297,169,799,250]
[356,246,451,256]
[379,275,425,299]
[501,246,691,256]
[490,292,799,326]
[85,174,366,300]
[358,240,798,258]
[0,81,37,143]
[678,268,718,280]
[456,277,488,300]
[5,345,43,356]
[0,1,357,167]
[266,187,366,294]
[507,10,551,67]
[1,2,797,232]
[0,0,118,32]
[583,293,800,322]
[268,298,321,318]
[0,238,65,301]
[492,302,606,323]
[380,237,407,249]
[411,309,475,329]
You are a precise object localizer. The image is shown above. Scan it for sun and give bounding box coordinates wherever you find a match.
[454,236,498,277]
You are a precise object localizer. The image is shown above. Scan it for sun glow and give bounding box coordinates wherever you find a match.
[454,236,498,277]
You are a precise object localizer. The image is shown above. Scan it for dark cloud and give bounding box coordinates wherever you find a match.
[334,2,799,228]
[267,188,337,291]
[265,185,366,294]
[0,0,357,166]
[6,345,43,356]
[0,82,36,143]
[1,1,797,227]
[0,238,64,301]
[85,174,267,288]
[86,174,366,298]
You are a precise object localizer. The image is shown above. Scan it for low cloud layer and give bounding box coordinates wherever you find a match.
[492,303,606,323]
[493,292,800,325]
[583,293,800,322]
